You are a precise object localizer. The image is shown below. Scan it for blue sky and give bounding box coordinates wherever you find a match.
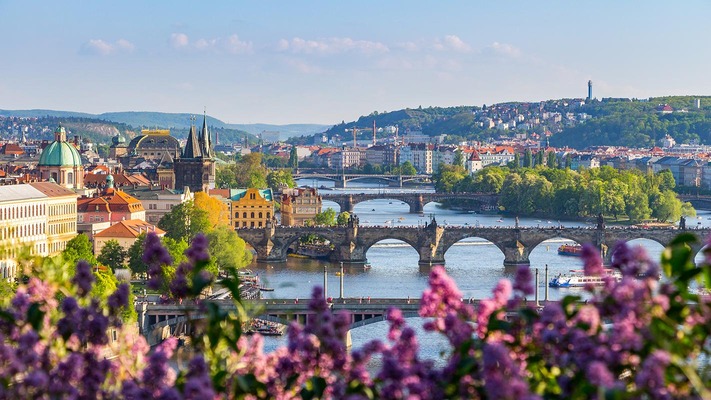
[1,1,710,125]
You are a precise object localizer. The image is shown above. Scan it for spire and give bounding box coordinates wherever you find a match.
[183,116,202,158]
[200,110,212,158]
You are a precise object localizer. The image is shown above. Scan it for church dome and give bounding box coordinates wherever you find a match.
[38,125,82,167]
[111,134,127,146]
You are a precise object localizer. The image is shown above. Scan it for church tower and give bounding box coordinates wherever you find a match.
[174,113,216,192]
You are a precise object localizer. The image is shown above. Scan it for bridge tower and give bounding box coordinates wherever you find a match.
[335,215,366,264]
[417,217,446,265]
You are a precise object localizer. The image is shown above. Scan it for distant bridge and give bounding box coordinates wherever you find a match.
[678,194,711,210]
[137,298,421,347]
[319,192,498,214]
[238,219,709,267]
[292,172,431,188]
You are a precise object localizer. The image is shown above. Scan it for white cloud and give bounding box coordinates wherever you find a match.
[433,35,471,53]
[282,58,323,74]
[277,37,389,55]
[79,39,135,56]
[485,42,522,58]
[170,33,190,48]
[170,33,252,54]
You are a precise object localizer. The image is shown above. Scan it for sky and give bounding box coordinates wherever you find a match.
[1,1,710,125]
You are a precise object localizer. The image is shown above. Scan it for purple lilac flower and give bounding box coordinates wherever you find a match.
[107,283,129,313]
[186,234,210,263]
[581,243,603,276]
[142,232,172,290]
[635,350,671,398]
[586,361,615,388]
[72,260,95,297]
[183,355,215,400]
[513,265,534,296]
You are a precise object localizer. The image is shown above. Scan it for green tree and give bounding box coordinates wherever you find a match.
[206,225,253,274]
[512,153,521,169]
[313,208,337,226]
[216,164,238,188]
[681,201,697,218]
[97,240,127,271]
[523,149,533,168]
[337,211,351,226]
[91,267,137,323]
[535,150,544,167]
[453,149,465,168]
[546,151,557,168]
[266,169,296,192]
[399,161,417,175]
[652,190,682,222]
[162,237,188,267]
[158,200,211,242]
[127,233,147,275]
[63,234,96,265]
[288,146,299,169]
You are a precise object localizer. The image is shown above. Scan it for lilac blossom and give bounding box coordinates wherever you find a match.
[72,260,95,297]
[581,243,603,276]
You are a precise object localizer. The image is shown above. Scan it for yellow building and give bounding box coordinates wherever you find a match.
[229,188,274,228]
[0,182,78,280]
[280,187,322,226]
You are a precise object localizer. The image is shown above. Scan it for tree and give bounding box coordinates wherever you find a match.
[158,200,211,242]
[206,225,253,273]
[266,169,296,192]
[337,211,351,226]
[63,234,96,265]
[546,151,557,168]
[127,233,147,275]
[453,150,465,168]
[523,149,533,168]
[652,190,682,222]
[399,161,417,175]
[162,237,188,267]
[535,150,544,167]
[194,192,229,229]
[512,153,521,169]
[288,146,299,169]
[313,208,337,226]
[216,164,238,188]
[97,240,127,272]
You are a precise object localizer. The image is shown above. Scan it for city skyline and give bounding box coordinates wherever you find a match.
[1,1,710,125]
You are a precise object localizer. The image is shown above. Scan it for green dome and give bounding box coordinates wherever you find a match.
[38,141,82,167]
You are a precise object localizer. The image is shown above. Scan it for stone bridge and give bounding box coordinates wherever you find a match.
[238,219,710,266]
[292,172,431,188]
[678,194,711,210]
[137,298,421,347]
[319,192,499,214]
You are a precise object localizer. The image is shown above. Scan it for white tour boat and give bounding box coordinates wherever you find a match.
[549,269,621,288]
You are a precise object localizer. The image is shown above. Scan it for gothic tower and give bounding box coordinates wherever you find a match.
[174,113,216,192]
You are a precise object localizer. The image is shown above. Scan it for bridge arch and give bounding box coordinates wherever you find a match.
[359,236,421,259]
[441,236,506,264]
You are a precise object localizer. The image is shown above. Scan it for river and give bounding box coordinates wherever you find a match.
[251,178,711,356]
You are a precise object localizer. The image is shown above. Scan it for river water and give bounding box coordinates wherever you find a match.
[251,178,711,356]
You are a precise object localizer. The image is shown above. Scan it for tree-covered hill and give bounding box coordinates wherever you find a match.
[550,96,711,148]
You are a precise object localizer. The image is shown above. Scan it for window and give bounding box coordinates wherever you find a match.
[250,212,255,218]
[258,212,262,219]
[243,212,247,218]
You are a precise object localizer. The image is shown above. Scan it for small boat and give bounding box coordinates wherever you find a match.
[398,217,405,221]
[496,218,504,223]
[259,286,274,292]
[384,219,393,224]
[547,220,552,224]
[558,244,582,256]
[335,271,342,276]
[363,263,372,270]
[549,269,621,288]
[389,202,393,204]
[371,209,376,211]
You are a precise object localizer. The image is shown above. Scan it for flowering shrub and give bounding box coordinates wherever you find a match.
[1,231,711,399]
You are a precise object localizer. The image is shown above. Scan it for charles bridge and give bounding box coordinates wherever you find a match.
[317,192,498,214]
[238,218,711,267]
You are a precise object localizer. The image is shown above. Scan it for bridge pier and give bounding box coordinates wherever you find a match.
[502,240,531,266]
[335,175,347,188]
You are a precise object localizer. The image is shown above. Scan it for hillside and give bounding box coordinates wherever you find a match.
[290,96,711,149]
[0,109,325,141]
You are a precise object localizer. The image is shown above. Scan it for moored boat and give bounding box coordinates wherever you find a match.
[557,244,582,256]
[549,269,621,288]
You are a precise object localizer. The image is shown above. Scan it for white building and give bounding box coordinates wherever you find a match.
[0,182,78,280]
[400,143,433,174]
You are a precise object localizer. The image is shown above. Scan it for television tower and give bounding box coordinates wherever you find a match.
[587,80,593,101]
[373,120,377,146]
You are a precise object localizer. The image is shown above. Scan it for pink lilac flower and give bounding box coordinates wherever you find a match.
[513,265,534,296]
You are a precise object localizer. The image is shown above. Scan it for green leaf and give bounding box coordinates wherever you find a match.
[26,303,44,331]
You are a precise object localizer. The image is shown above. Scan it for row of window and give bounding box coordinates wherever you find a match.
[234,221,264,228]
[0,223,45,239]
[234,211,271,219]
[48,222,76,236]
[1,204,46,220]
[50,203,76,217]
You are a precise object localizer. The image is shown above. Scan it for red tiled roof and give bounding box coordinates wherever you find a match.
[94,220,165,239]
